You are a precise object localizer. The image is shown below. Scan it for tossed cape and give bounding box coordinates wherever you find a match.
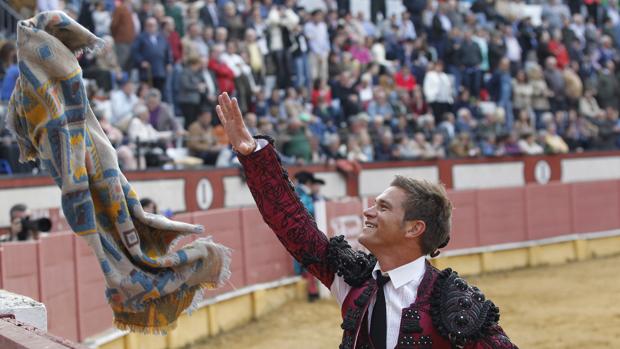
[6,11,231,333]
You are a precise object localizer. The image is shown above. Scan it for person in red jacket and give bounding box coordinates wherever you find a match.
[214,92,518,349]
[548,30,569,69]
[394,65,417,92]
[208,44,235,94]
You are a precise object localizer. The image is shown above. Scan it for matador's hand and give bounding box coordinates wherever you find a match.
[215,92,257,156]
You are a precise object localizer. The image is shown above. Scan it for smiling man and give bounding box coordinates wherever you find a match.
[215,93,517,349]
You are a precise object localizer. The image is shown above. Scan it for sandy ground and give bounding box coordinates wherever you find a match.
[194,255,620,349]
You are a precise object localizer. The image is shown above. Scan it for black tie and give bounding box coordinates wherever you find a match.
[370,271,390,349]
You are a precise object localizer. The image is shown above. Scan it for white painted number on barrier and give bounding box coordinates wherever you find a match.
[534,160,551,184]
[196,178,214,210]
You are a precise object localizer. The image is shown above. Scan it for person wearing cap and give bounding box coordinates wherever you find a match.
[293,170,322,301]
[215,93,517,349]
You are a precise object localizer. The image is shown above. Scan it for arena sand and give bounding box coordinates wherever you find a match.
[194,255,620,349]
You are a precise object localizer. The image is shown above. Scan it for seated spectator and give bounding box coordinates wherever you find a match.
[144,88,182,134]
[127,104,174,167]
[394,65,417,93]
[110,78,139,130]
[282,117,312,163]
[518,132,544,155]
[187,108,224,166]
[543,124,570,154]
[449,132,480,158]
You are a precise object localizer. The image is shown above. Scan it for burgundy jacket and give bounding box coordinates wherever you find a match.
[238,139,518,349]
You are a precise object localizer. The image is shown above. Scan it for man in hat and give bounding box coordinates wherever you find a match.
[215,93,517,349]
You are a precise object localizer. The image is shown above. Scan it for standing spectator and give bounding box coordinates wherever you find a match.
[132,17,173,95]
[162,17,183,64]
[164,0,184,37]
[528,65,552,128]
[200,0,221,28]
[459,29,482,97]
[221,2,245,40]
[544,56,567,111]
[423,61,454,124]
[504,26,522,73]
[488,58,514,129]
[177,56,207,127]
[221,40,256,113]
[182,21,209,64]
[208,44,235,94]
[111,0,136,71]
[305,9,330,85]
[289,25,312,90]
[267,3,299,89]
[512,70,533,113]
[92,1,111,37]
[596,60,619,110]
[245,28,266,86]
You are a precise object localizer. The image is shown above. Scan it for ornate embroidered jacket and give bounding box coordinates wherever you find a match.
[238,139,518,349]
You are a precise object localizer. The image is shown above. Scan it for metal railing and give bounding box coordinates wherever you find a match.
[0,0,22,41]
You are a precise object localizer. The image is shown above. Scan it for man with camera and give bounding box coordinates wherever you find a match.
[5,204,52,242]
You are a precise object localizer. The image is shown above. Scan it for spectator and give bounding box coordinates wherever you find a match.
[162,16,183,64]
[6,204,45,242]
[110,0,136,71]
[110,78,139,130]
[177,56,207,127]
[132,17,173,95]
[305,9,330,85]
[187,108,224,166]
[512,70,534,113]
[596,60,619,110]
[0,43,18,102]
[127,103,174,168]
[394,65,416,92]
[144,88,181,134]
[208,44,235,94]
[267,3,299,88]
[518,132,544,155]
[200,0,220,28]
[543,123,570,154]
[423,61,453,124]
[221,2,245,40]
[92,1,111,37]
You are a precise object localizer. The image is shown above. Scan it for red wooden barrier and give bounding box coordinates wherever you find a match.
[476,188,527,245]
[447,190,479,249]
[37,232,78,341]
[570,180,620,233]
[193,209,246,296]
[325,199,364,250]
[74,235,112,341]
[0,241,39,301]
[525,183,573,240]
[240,208,292,285]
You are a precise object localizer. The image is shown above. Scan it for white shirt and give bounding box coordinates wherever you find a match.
[109,90,138,126]
[331,256,427,349]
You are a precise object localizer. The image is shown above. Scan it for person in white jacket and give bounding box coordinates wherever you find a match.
[423,61,454,124]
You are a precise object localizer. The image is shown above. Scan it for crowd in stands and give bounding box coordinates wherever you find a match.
[2,0,620,172]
